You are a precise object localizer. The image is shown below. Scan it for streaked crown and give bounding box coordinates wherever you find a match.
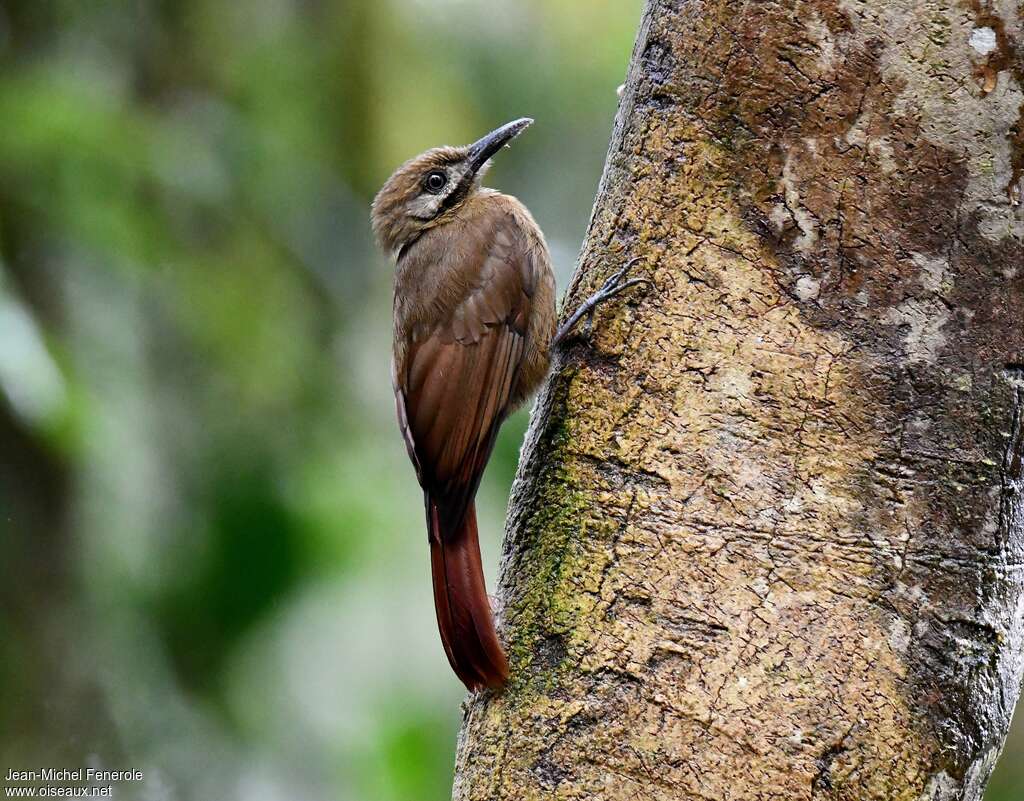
[371,118,533,257]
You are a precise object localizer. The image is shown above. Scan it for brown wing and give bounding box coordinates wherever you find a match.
[395,220,533,534]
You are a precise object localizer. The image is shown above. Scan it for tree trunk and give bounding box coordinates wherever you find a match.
[453,1,1024,799]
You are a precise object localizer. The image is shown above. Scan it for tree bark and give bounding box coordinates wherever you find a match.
[453,1,1024,799]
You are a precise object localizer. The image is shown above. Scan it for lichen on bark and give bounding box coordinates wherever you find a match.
[453,2,1024,800]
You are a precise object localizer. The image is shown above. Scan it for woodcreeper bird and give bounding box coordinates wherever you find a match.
[372,118,645,691]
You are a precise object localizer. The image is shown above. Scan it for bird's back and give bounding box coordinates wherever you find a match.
[392,190,555,404]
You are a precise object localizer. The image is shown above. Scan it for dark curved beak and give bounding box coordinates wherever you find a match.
[468,117,533,173]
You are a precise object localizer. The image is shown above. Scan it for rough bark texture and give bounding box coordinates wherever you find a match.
[453,1,1024,800]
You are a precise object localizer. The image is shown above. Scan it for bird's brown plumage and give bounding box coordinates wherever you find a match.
[373,121,555,691]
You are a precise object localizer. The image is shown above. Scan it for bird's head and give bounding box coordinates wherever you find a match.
[371,117,533,257]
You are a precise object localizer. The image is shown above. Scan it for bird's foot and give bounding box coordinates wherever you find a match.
[552,257,652,347]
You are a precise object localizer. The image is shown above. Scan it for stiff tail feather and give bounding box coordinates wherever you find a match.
[428,500,509,691]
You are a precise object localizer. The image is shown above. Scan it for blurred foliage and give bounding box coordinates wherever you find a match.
[0,2,1021,800]
[0,1,642,798]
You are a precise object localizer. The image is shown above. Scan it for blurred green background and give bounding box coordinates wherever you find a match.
[0,2,1020,800]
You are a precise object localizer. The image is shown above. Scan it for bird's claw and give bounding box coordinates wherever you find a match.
[594,258,654,305]
[601,257,642,293]
[552,256,653,347]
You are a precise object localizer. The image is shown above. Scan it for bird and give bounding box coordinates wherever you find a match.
[371,118,647,691]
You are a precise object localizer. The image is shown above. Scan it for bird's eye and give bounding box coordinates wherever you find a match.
[424,171,448,194]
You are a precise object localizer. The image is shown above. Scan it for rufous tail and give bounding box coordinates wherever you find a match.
[428,500,509,691]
